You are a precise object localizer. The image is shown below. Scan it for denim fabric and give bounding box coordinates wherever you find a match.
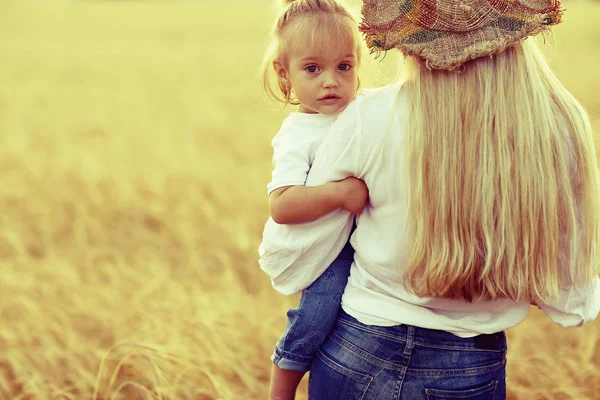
[271,240,354,372]
[309,310,507,400]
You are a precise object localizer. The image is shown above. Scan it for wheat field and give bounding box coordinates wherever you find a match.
[0,1,598,399]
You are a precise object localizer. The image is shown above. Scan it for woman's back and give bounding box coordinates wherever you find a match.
[339,40,600,336]
[395,41,599,304]
[333,83,533,337]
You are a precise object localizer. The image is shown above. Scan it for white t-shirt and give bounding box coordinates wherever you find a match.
[259,84,600,337]
[267,112,337,195]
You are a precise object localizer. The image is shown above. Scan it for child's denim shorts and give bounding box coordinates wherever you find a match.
[271,240,354,372]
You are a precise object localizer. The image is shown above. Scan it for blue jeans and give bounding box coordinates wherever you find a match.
[309,310,507,400]
[271,240,354,372]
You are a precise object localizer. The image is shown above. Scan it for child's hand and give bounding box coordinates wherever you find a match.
[338,177,369,215]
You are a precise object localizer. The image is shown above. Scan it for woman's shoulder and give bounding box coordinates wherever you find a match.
[324,83,407,159]
[335,84,404,122]
[336,83,407,133]
[356,83,406,122]
[357,83,404,101]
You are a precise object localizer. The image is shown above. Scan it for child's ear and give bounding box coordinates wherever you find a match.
[273,59,289,86]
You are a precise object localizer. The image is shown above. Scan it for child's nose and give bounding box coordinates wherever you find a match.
[322,71,339,88]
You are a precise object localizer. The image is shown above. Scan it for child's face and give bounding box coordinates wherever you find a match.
[285,42,359,115]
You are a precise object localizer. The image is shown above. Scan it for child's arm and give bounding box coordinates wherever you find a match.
[269,177,368,225]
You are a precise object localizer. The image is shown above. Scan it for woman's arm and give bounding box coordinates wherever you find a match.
[536,130,600,326]
[536,278,600,327]
[269,178,368,224]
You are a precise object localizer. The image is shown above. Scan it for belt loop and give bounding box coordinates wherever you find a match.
[403,325,416,356]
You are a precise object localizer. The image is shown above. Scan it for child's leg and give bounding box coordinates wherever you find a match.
[269,366,305,400]
[269,240,354,400]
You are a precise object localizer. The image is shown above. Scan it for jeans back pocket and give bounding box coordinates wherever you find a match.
[309,350,373,400]
[425,380,498,399]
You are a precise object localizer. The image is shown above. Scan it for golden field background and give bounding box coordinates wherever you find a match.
[0,1,599,399]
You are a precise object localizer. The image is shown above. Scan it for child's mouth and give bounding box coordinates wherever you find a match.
[319,95,340,104]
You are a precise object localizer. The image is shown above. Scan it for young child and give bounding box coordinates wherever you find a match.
[258,0,367,398]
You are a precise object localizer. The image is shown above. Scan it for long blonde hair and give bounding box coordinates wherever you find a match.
[401,38,600,303]
[260,0,361,105]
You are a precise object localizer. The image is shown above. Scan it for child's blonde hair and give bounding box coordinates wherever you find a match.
[400,38,600,303]
[261,0,361,105]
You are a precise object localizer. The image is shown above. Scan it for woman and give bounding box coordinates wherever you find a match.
[259,0,600,398]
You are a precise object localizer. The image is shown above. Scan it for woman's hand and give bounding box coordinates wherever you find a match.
[337,177,369,215]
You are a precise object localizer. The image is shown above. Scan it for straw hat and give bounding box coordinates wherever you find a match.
[359,0,563,70]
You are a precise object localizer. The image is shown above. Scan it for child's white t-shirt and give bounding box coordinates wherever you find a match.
[267,112,338,195]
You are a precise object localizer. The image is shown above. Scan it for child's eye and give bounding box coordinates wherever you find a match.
[339,63,352,71]
[305,65,320,73]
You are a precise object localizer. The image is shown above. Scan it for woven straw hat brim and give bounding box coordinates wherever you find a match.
[359,1,563,70]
